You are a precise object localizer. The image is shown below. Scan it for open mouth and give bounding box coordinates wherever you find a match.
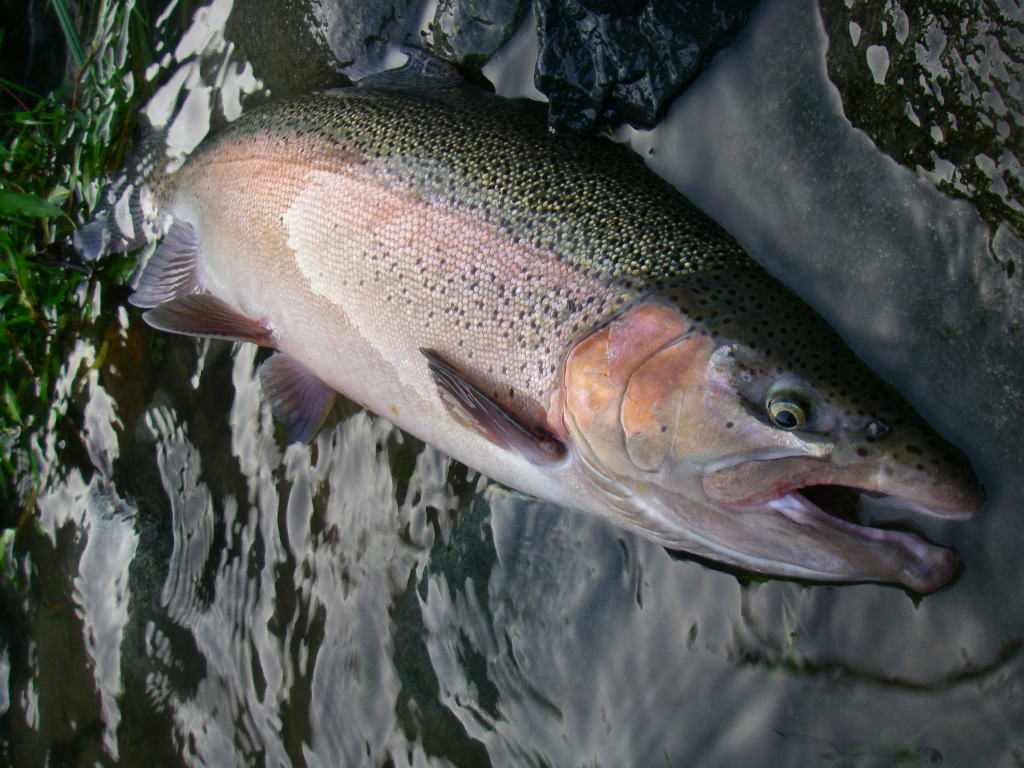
[768,482,973,531]
[765,484,959,546]
[757,484,965,592]
[768,486,894,536]
[800,485,861,522]
[697,455,980,592]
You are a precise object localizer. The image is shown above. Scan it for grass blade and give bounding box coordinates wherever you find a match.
[49,0,86,70]
[0,192,63,218]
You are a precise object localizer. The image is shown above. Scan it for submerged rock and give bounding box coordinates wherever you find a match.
[819,1,1024,284]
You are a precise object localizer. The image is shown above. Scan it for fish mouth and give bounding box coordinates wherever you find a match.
[764,486,951,545]
[700,457,981,592]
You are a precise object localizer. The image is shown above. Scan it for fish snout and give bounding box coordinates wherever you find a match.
[829,437,984,521]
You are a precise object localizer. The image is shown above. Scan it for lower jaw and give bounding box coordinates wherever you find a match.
[763,489,958,568]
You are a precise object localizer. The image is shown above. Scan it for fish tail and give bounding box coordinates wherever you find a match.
[73,123,171,262]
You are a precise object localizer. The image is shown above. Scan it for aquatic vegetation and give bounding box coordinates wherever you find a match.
[0,1,152,518]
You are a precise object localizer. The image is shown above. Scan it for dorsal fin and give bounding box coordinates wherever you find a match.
[129,219,201,308]
[353,46,463,89]
[142,295,274,346]
[421,348,566,466]
[259,353,336,444]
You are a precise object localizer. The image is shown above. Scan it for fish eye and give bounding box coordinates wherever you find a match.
[764,381,811,431]
[767,397,807,430]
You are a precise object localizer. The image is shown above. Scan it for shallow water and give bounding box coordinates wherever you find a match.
[3,0,1023,766]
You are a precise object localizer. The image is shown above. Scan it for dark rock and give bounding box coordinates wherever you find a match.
[431,0,531,72]
[534,0,759,134]
[312,0,426,73]
[578,0,645,14]
[223,0,350,97]
[223,0,758,139]
[225,0,430,98]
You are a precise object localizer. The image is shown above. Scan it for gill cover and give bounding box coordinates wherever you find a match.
[562,301,712,480]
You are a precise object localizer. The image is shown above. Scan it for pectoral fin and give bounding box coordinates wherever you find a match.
[421,348,566,466]
[130,219,201,308]
[259,353,336,444]
[142,295,274,346]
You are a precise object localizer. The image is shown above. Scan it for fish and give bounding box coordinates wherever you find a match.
[77,51,982,592]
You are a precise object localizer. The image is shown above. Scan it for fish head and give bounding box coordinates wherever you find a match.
[557,298,982,592]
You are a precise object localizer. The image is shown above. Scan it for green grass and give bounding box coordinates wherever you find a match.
[0,0,155,523]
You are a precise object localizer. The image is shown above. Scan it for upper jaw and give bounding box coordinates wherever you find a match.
[701,454,982,521]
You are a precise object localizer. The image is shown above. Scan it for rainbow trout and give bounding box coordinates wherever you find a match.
[79,55,981,592]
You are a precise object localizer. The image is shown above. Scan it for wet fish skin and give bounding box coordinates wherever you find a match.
[107,75,980,592]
